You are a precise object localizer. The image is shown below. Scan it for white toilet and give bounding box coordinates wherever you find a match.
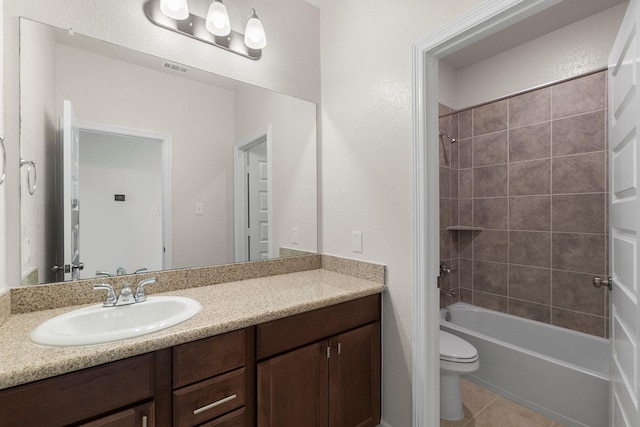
[439,330,479,421]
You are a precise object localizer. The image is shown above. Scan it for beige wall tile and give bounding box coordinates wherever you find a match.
[473,100,508,135]
[509,87,551,128]
[552,71,606,119]
[509,122,551,162]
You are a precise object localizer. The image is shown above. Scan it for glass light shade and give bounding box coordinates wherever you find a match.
[206,0,231,37]
[244,10,267,49]
[160,0,189,20]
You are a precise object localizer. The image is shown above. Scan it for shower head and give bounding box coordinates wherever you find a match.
[439,132,457,144]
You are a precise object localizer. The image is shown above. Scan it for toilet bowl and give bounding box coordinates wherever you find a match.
[439,330,479,421]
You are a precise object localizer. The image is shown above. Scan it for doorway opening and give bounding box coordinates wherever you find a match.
[59,100,172,281]
[411,1,629,425]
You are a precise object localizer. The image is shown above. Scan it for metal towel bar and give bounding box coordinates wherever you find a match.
[20,158,37,195]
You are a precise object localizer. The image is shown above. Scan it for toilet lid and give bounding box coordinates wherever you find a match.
[440,330,478,362]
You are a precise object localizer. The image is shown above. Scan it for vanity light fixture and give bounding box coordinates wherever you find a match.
[160,0,189,20]
[244,9,267,49]
[145,0,267,60]
[206,0,231,36]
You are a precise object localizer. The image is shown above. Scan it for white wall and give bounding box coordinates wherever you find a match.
[234,85,317,255]
[3,0,321,287]
[19,20,58,284]
[317,1,484,425]
[438,60,458,111]
[79,131,163,277]
[453,3,626,109]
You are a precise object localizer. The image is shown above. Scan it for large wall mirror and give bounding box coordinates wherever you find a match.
[19,18,318,286]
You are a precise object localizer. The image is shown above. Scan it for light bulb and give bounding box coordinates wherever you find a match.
[160,0,189,20]
[206,0,231,36]
[244,9,267,49]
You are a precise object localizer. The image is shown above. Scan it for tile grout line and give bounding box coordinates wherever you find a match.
[462,394,499,426]
[506,98,511,314]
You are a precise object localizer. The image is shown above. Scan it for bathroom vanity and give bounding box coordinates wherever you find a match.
[0,261,384,427]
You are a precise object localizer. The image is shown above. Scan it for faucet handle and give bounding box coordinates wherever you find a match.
[93,283,117,307]
[135,277,156,302]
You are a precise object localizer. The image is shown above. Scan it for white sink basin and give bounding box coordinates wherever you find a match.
[30,296,202,347]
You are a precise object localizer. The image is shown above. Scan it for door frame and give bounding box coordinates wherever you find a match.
[74,120,173,271]
[411,0,567,425]
[234,126,273,262]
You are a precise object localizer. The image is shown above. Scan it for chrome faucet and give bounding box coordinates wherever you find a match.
[116,267,127,276]
[440,288,456,297]
[95,271,111,278]
[440,262,451,276]
[93,283,117,307]
[134,267,148,274]
[93,277,156,307]
[134,277,156,302]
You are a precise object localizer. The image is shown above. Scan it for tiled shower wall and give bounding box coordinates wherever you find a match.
[439,71,609,338]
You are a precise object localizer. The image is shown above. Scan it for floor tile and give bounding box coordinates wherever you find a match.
[441,379,561,427]
[494,396,555,426]
[460,379,497,416]
[470,402,542,427]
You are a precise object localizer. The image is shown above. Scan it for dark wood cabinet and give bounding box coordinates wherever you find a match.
[257,341,329,426]
[0,294,381,427]
[256,295,381,427]
[0,353,157,427]
[328,323,381,427]
[79,402,154,427]
[172,328,255,427]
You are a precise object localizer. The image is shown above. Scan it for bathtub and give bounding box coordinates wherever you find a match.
[440,302,609,427]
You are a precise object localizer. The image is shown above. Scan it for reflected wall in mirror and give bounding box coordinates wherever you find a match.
[19,18,318,285]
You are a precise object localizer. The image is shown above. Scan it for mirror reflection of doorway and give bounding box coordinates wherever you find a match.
[58,100,172,281]
[247,142,269,261]
[234,127,273,262]
[79,130,164,278]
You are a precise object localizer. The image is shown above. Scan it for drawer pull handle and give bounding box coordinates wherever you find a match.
[142,415,148,427]
[193,394,237,415]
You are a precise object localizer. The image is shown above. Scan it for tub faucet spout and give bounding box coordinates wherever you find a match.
[440,288,456,297]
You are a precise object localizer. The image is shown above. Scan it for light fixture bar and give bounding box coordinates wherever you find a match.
[144,1,261,60]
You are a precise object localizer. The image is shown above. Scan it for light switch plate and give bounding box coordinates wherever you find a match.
[352,231,363,253]
[195,202,204,215]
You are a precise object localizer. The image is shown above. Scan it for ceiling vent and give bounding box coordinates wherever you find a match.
[162,61,189,73]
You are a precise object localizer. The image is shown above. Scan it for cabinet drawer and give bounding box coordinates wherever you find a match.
[174,329,246,388]
[198,407,245,427]
[0,353,154,427]
[79,401,154,427]
[174,368,246,426]
[257,294,381,359]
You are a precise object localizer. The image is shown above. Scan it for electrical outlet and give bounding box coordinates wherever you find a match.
[292,227,299,244]
[352,231,363,253]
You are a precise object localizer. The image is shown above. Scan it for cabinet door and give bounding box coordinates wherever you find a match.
[79,401,154,427]
[329,322,381,427]
[257,341,328,427]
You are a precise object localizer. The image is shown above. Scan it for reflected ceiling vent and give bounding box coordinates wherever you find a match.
[162,61,189,73]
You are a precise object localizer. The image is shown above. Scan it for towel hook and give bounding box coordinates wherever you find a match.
[20,158,37,195]
[0,137,5,186]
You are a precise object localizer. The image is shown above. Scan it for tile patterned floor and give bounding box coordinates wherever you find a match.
[440,378,567,427]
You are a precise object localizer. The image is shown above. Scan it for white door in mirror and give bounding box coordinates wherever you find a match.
[30,296,201,347]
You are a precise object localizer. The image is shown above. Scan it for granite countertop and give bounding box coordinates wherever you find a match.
[0,268,385,391]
